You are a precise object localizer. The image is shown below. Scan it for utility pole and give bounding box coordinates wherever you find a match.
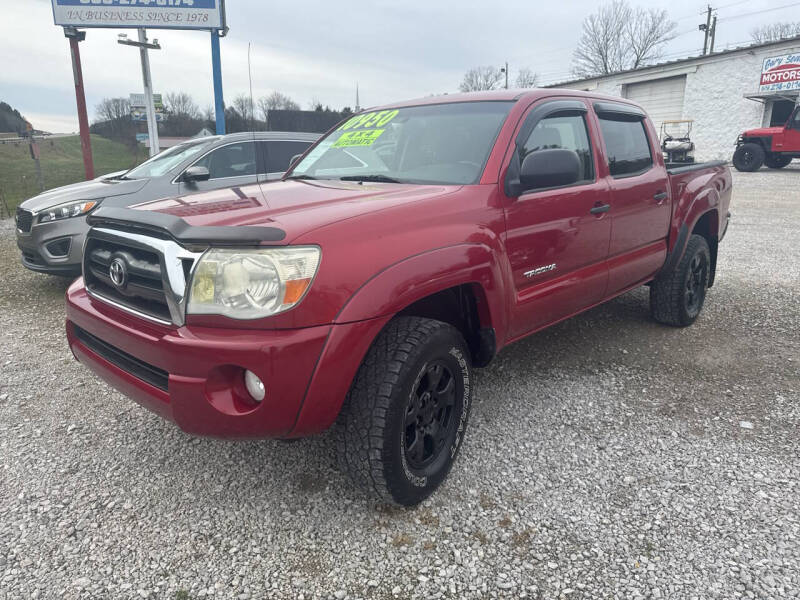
[118,30,162,156]
[709,14,718,53]
[503,62,509,89]
[64,27,94,180]
[700,5,712,55]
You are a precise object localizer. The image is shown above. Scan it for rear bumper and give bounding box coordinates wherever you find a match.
[65,279,333,438]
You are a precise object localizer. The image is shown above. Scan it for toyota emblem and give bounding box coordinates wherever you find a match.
[109,257,128,289]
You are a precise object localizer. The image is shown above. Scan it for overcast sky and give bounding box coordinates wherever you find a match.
[0,0,792,132]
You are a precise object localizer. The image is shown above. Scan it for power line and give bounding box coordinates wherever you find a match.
[717,1,800,21]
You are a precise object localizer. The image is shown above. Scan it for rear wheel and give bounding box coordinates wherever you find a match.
[335,317,472,506]
[650,235,711,327]
[764,153,792,169]
[732,143,765,172]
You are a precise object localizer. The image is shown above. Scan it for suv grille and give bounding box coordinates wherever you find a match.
[16,208,33,233]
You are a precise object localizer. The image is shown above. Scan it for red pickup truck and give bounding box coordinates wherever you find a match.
[65,90,731,506]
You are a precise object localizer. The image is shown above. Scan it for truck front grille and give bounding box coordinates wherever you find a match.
[15,208,33,233]
[83,228,202,326]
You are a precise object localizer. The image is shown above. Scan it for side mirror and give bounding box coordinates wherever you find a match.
[183,166,210,183]
[518,148,581,194]
[288,153,303,169]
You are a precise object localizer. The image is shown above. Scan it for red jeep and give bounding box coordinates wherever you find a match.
[732,103,800,171]
[66,90,732,505]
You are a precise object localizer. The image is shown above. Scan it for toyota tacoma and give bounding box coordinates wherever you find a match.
[65,90,732,505]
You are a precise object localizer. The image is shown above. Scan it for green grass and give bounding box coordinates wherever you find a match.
[0,135,146,213]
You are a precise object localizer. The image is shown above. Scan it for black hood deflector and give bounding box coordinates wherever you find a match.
[87,207,286,246]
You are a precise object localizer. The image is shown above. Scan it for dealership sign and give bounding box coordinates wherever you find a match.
[759,53,800,93]
[130,93,164,121]
[51,0,224,30]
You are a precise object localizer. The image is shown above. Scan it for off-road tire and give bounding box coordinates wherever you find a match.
[650,234,711,327]
[335,317,472,506]
[732,143,765,172]
[764,153,792,169]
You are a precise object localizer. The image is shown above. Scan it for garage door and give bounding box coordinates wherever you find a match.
[623,75,687,139]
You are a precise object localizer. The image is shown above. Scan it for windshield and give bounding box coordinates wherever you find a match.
[125,139,215,179]
[288,101,514,185]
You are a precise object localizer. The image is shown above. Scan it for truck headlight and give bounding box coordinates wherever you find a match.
[187,247,321,319]
[38,200,99,223]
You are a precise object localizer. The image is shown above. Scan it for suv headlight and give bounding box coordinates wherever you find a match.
[187,246,321,319]
[38,199,99,223]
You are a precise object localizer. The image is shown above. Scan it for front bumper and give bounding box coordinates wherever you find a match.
[66,279,333,438]
[16,216,87,276]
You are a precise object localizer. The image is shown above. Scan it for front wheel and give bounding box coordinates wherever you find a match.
[650,235,711,327]
[732,143,765,172]
[335,317,472,506]
[764,153,792,169]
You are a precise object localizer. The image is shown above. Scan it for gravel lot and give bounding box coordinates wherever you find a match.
[1,166,799,600]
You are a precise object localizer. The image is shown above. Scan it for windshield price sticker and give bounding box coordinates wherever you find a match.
[333,129,385,148]
[338,109,399,131]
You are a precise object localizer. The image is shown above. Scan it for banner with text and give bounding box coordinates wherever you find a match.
[51,0,224,30]
[759,53,800,93]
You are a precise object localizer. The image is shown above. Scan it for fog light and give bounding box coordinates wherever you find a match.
[244,370,265,403]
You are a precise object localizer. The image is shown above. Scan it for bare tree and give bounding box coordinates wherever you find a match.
[202,105,215,124]
[231,94,255,122]
[750,22,800,43]
[257,91,300,121]
[459,66,504,92]
[95,97,130,123]
[164,92,200,119]
[572,1,676,78]
[515,67,539,88]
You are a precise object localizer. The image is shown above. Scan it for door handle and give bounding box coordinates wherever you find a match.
[653,191,668,202]
[590,204,610,214]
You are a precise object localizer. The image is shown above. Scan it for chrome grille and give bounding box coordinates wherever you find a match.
[83,228,203,326]
[15,208,33,233]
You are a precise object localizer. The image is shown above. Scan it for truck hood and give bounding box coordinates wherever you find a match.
[130,179,460,242]
[743,126,783,137]
[19,174,149,213]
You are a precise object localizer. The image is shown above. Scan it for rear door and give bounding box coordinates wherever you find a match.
[258,140,316,181]
[502,98,612,339]
[592,102,671,295]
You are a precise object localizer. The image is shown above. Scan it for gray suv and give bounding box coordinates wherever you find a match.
[15,131,319,276]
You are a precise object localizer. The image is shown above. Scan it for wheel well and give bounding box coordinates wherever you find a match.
[397,284,496,367]
[691,211,719,287]
[741,137,770,150]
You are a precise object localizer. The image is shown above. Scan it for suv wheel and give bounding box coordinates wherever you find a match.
[335,317,472,506]
[764,153,792,169]
[732,143,765,172]
[650,234,711,327]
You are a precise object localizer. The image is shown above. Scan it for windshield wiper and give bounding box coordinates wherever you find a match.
[339,174,402,184]
[285,174,318,180]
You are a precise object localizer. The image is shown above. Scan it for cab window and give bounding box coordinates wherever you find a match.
[520,113,594,183]
[597,116,653,177]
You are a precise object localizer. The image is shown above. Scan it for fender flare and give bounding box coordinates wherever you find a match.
[661,187,720,277]
[334,243,508,335]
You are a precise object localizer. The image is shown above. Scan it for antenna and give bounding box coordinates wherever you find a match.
[247,42,255,131]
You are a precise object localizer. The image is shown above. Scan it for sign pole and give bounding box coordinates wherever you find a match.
[65,27,94,180]
[211,29,226,135]
[137,28,160,157]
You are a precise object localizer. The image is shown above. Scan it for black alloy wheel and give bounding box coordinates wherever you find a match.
[403,361,457,472]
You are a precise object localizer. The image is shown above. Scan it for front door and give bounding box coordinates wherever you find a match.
[180,141,258,195]
[503,99,612,339]
[773,105,800,152]
[593,107,671,295]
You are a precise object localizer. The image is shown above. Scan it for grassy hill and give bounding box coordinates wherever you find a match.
[0,135,146,213]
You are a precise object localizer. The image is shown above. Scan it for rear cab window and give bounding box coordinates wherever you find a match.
[596,114,653,177]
